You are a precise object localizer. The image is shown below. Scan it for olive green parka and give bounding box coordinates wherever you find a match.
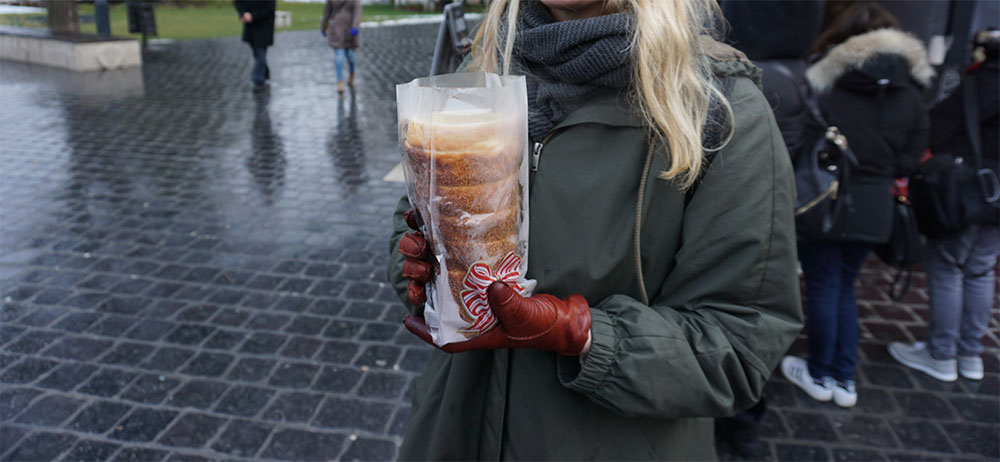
[387,41,803,461]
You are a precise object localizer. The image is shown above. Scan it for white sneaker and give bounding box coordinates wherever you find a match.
[781,356,833,402]
[958,355,984,380]
[888,342,957,382]
[832,380,857,408]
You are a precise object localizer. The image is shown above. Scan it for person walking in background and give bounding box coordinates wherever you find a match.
[235,0,276,90]
[781,3,931,408]
[890,28,1000,382]
[321,0,362,95]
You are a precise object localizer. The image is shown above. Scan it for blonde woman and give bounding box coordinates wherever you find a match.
[387,0,803,458]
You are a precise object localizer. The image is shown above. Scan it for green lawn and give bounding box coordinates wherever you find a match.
[0,1,481,41]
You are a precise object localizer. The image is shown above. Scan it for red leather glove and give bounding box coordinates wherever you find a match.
[397,208,433,306]
[404,281,592,356]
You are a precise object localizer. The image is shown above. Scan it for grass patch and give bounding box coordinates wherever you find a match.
[0,1,482,40]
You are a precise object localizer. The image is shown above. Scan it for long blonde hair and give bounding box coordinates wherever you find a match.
[469,0,731,188]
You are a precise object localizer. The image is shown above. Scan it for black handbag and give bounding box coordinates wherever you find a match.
[773,64,859,240]
[874,191,923,300]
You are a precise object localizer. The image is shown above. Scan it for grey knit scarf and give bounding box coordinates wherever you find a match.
[511,1,632,141]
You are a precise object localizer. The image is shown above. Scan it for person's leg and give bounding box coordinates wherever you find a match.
[798,240,841,380]
[831,242,870,383]
[957,225,999,359]
[347,48,356,85]
[334,48,346,82]
[889,231,964,381]
[251,46,267,85]
[263,46,270,81]
[926,232,970,360]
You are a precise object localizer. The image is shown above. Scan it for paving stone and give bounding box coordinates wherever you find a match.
[140,347,196,372]
[181,352,233,377]
[0,388,42,423]
[5,431,77,461]
[313,365,364,393]
[893,391,956,420]
[211,420,272,458]
[158,412,226,448]
[341,437,397,461]
[829,414,897,448]
[210,308,251,327]
[78,368,139,397]
[861,364,915,389]
[316,340,360,364]
[774,443,831,462]
[359,322,399,341]
[260,428,345,461]
[285,315,329,335]
[263,392,325,423]
[17,307,67,327]
[121,373,182,404]
[343,301,387,320]
[100,342,157,366]
[6,330,63,355]
[388,406,412,437]
[940,423,1000,458]
[40,336,113,361]
[314,396,393,432]
[853,387,897,414]
[358,371,409,399]
[165,324,216,346]
[355,344,402,369]
[88,315,139,337]
[889,420,956,453]
[323,319,364,339]
[203,329,248,350]
[34,362,97,391]
[948,396,999,423]
[176,304,220,322]
[64,440,122,461]
[226,357,277,382]
[279,336,323,359]
[169,380,229,409]
[398,348,431,372]
[124,318,176,341]
[109,408,179,442]
[114,447,169,461]
[239,332,287,354]
[1,357,59,384]
[215,385,275,417]
[68,401,133,433]
[269,362,320,388]
[308,298,345,316]
[832,448,887,462]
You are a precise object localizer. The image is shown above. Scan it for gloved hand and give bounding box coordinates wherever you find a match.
[397,208,433,306]
[404,282,592,356]
[350,27,359,37]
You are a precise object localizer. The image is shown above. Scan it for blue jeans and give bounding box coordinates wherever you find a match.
[334,48,355,83]
[798,240,871,382]
[251,46,269,85]
[926,225,999,360]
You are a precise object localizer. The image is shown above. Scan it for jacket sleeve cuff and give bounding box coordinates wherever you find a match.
[557,307,616,395]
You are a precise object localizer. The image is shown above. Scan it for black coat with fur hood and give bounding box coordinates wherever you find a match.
[806,28,933,243]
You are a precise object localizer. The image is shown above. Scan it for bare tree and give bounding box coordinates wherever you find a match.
[47,0,80,33]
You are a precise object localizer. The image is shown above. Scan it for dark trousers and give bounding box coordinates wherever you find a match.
[798,240,871,382]
[250,45,269,85]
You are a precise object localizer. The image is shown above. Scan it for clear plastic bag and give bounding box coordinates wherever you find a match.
[396,71,533,346]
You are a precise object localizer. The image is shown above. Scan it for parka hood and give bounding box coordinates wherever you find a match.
[806,28,934,93]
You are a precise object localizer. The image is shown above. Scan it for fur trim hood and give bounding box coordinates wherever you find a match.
[806,28,935,93]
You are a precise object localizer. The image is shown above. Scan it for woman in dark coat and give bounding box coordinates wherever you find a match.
[781,3,931,408]
[321,0,361,94]
[234,0,276,88]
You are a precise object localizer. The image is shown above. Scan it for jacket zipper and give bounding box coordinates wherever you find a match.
[530,129,563,188]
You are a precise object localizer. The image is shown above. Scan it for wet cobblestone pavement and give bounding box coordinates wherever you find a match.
[1,24,998,462]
